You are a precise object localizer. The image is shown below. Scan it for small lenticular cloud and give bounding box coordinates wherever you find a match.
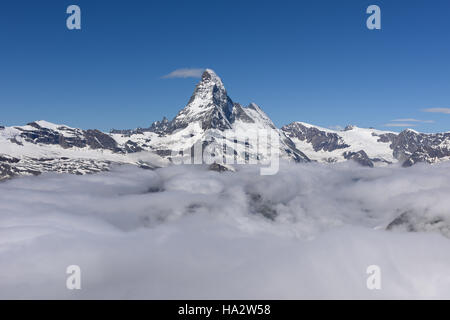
[384,123,416,127]
[391,118,434,123]
[162,68,205,79]
[423,108,450,114]
[385,118,435,127]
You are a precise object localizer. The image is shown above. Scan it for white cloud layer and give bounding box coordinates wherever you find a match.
[1,162,450,299]
[162,68,204,79]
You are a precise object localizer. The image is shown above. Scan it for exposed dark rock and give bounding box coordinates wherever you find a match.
[376,132,397,144]
[124,140,144,153]
[155,150,173,157]
[208,163,232,172]
[8,137,23,146]
[231,103,255,123]
[147,186,164,193]
[371,157,392,165]
[387,212,415,231]
[0,163,15,180]
[385,129,450,166]
[3,69,450,180]
[104,70,309,165]
[84,129,118,151]
[343,150,374,167]
[16,125,62,145]
[282,122,349,152]
[169,69,234,133]
[387,210,450,238]
[136,160,158,170]
[344,125,355,131]
[0,155,20,163]
[148,116,171,134]
[248,193,277,220]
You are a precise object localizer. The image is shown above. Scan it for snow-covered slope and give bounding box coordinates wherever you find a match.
[0,121,167,180]
[281,122,397,167]
[2,68,450,179]
[282,122,450,167]
[170,68,234,131]
[110,69,309,164]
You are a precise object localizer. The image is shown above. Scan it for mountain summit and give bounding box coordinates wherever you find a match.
[1,69,450,179]
[140,68,310,163]
[170,69,234,132]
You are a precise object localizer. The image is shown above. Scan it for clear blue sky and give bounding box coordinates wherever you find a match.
[1,0,450,132]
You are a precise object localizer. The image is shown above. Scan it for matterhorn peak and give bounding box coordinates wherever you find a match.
[247,102,262,111]
[170,69,234,131]
[192,68,227,100]
[187,68,228,104]
[201,68,223,85]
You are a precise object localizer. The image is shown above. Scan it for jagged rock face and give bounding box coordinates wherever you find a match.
[148,117,170,134]
[2,69,450,179]
[208,163,235,173]
[0,122,129,179]
[12,122,119,152]
[376,129,450,167]
[388,130,450,167]
[390,130,427,162]
[0,155,40,179]
[376,132,397,144]
[0,157,116,180]
[343,150,374,168]
[16,124,64,146]
[247,192,277,221]
[281,122,394,166]
[0,155,20,164]
[231,104,255,124]
[108,69,309,164]
[282,122,349,152]
[169,69,234,132]
[283,122,450,167]
[0,163,16,180]
[0,70,309,179]
[387,210,450,238]
[123,140,144,153]
[84,129,119,151]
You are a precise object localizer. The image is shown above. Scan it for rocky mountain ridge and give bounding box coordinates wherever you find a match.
[1,69,450,180]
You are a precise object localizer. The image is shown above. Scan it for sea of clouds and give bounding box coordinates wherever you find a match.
[1,161,450,299]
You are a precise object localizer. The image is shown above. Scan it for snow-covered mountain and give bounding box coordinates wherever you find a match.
[110,69,309,165]
[281,122,395,167]
[0,120,168,180]
[281,122,450,167]
[1,69,450,179]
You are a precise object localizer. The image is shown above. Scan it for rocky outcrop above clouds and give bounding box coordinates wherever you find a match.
[2,69,450,179]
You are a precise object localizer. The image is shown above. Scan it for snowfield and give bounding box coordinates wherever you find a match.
[287,122,397,164]
[1,162,450,299]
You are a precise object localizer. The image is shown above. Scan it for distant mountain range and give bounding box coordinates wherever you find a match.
[1,69,450,180]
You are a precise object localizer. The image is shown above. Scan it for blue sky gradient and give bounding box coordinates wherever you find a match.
[1,0,450,132]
